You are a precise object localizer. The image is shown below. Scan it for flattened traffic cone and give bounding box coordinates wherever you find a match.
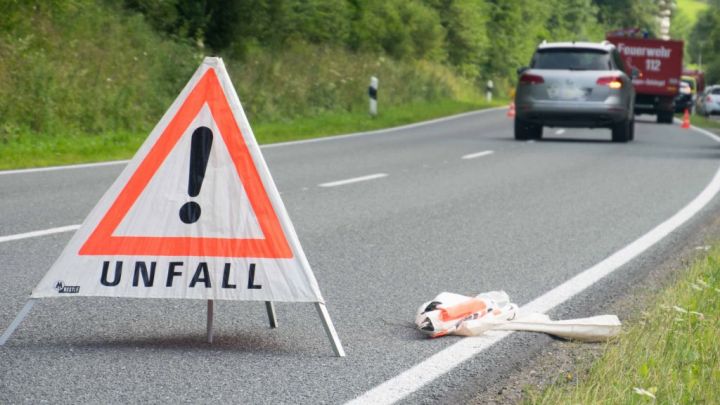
[681,109,690,129]
[507,101,516,118]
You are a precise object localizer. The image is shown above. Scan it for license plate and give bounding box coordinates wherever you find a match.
[548,85,587,101]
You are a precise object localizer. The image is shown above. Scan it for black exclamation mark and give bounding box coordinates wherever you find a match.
[179,126,213,224]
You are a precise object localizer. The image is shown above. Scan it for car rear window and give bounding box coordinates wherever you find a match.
[712,88,720,95]
[531,48,612,70]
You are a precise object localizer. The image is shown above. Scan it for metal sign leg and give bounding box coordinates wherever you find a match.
[315,302,345,357]
[206,300,214,344]
[265,301,278,328]
[0,299,36,346]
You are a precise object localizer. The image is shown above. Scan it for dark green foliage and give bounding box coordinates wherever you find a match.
[0,0,668,143]
[593,0,660,34]
[690,4,720,82]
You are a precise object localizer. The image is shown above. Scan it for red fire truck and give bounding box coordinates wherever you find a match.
[606,32,684,124]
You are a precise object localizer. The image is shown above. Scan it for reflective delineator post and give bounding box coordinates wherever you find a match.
[368,76,378,117]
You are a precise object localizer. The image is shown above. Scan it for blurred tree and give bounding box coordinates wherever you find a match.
[689,4,720,81]
[671,7,694,63]
[593,0,659,35]
[480,1,527,83]
[282,0,353,45]
[351,0,445,60]
[427,0,489,79]
[546,0,603,41]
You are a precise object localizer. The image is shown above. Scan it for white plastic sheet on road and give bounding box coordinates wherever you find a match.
[415,291,621,342]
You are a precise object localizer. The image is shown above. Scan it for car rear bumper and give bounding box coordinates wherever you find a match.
[516,101,629,127]
[703,102,720,114]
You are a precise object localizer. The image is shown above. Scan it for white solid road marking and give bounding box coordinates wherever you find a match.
[347,125,720,404]
[461,150,494,160]
[555,129,566,135]
[319,173,388,188]
[0,225,80,244]
[263,107,504,149]
[0,160,128,176]
[0,108,505,176]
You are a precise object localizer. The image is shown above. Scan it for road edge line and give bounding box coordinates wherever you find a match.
[0,107,504,176]
[0,225,81,244]
[346,124,720,404]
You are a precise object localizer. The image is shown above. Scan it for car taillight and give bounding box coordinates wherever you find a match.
[597,76,623,89]
[519,74,544,85]
[708,96,714,102]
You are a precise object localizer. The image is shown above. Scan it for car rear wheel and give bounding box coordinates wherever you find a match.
[514,118,542,141]
[628,118,635,141]
[612,118,630,143]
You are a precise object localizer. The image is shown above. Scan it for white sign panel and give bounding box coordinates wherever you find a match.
[32,58,324,303]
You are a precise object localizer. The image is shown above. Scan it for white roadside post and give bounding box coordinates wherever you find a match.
[486,79,494,102]
[369,76,378,116]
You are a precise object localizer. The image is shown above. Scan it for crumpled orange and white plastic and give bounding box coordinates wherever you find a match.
[415,291,621,342]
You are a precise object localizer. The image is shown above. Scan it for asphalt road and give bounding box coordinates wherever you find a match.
[2,109,720,403]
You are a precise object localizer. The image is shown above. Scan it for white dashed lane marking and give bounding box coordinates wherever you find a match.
[461,150,494,160]
[318,173,388,188]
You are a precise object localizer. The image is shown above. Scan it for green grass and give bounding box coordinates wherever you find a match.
[690,114,720,130]
[526,246,720,404]
[253,98,501,144]
[0,98,501,170]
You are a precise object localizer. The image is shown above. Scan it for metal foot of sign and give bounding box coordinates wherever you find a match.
[265,301,278,328]
[207,300,214,344]
[0,300,36,346]
[316,302,345,357]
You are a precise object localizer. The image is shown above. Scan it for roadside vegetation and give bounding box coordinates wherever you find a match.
[689,2,720,81]
[0,98,497,169]
[527,244,720,404]
[690,114,720,130]
[0,0,661,169]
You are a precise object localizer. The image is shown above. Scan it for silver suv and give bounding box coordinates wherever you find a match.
[514,41,635,142]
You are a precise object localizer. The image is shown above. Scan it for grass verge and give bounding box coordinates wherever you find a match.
[0,98,501,170]
[690,114,720,130]
[526,245,720,404]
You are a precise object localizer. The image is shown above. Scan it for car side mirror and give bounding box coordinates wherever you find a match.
[517,66,529,75]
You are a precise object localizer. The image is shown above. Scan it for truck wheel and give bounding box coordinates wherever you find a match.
[515,118,541,140]
[656,111,674,124]
[612,119,630,143]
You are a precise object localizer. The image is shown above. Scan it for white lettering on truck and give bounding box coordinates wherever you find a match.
[617,43,672,58]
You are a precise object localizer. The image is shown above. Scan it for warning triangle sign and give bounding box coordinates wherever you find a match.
[31,58,324,303]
